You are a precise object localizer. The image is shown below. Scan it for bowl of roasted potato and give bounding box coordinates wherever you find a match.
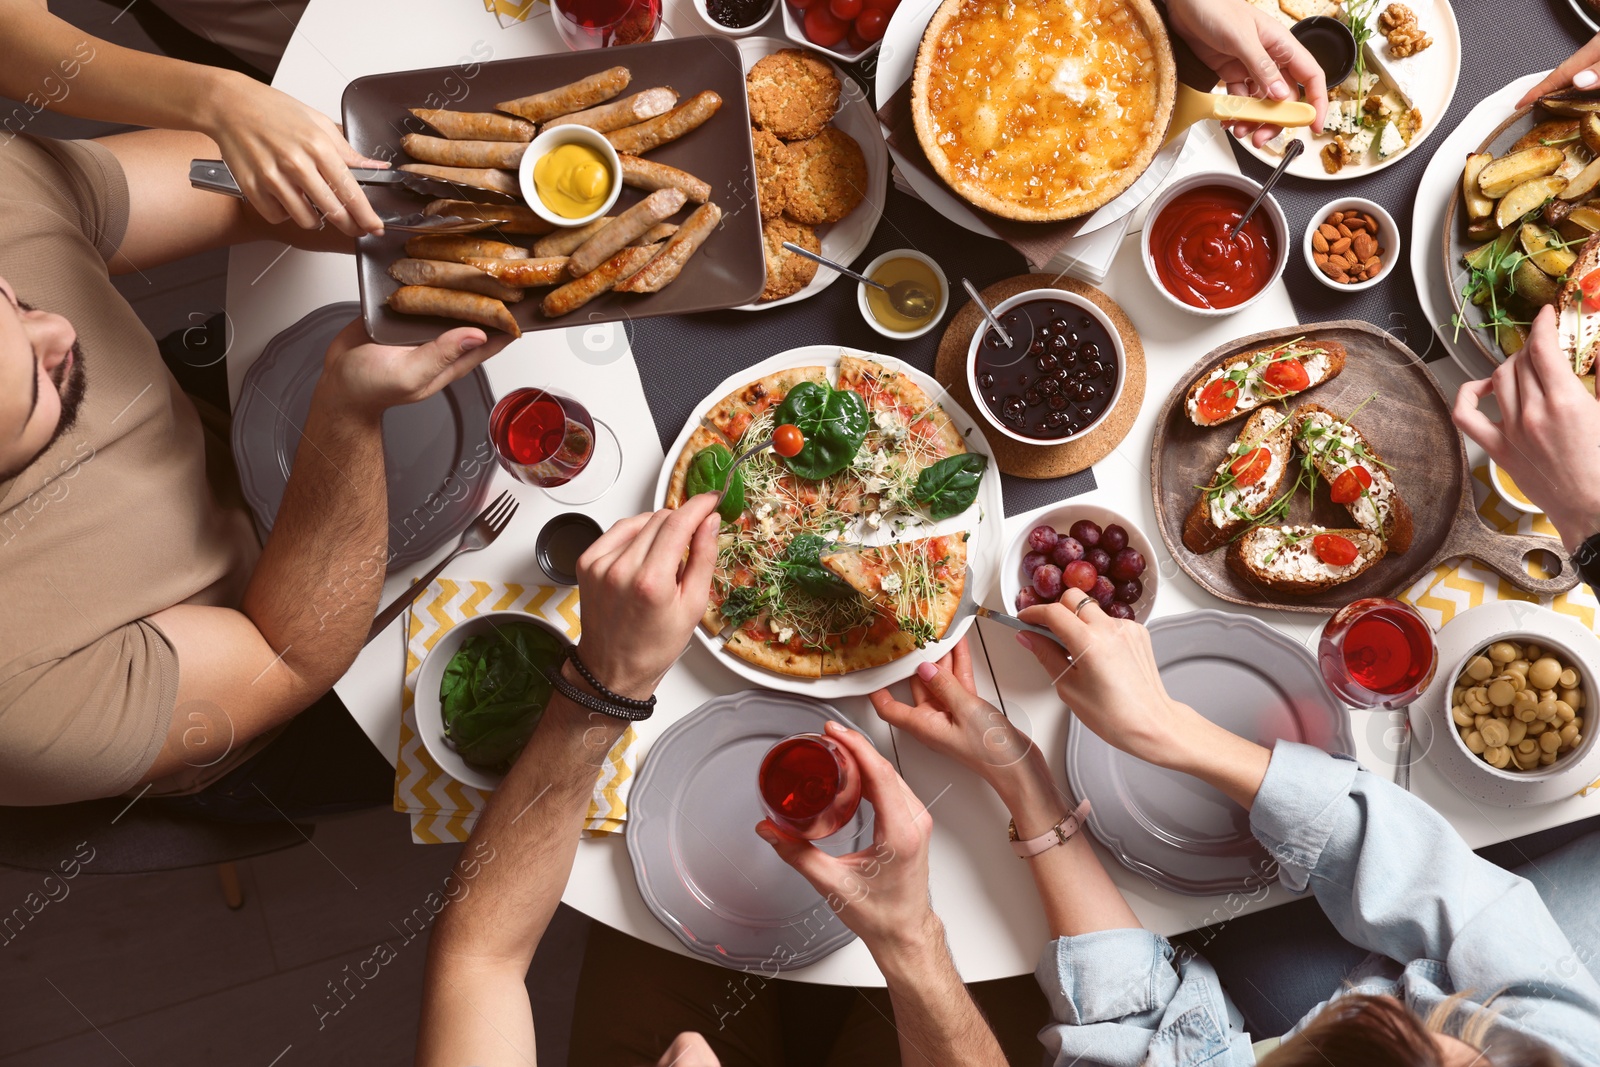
[1446,87,1600,374]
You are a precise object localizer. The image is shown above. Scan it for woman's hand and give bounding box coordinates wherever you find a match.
[1166,0,1328,147]
[1518,32,1600,107]
[202,72,388,237]
[1453,304,1600,551]
[1016,594,1194,767]
[320,318,511,419]
[869,638,1037,788]
[573,495,721,701]
[759,722,938,956]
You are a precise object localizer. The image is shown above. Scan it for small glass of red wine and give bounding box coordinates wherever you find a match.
[758,732,861,841]
[552,0,661,49]
[1318,597,1438,709]
[489,388,621,504]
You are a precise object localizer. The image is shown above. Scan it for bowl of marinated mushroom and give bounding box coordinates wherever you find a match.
[1439,630,1600,805]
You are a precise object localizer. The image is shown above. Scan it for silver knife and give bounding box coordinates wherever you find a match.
[188,158,517,204]
[973,605,1062,643]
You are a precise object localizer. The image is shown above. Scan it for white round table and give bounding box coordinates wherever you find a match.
[223,0,1600,986]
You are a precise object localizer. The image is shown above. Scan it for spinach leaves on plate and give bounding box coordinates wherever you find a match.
[685,444,744,522]
[439,622,564,773]
[773,382,869,480]
[912,453,988,520]
[777,533,855,600]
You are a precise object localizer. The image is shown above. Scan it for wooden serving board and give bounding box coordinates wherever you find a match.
[1149,320,1577,614]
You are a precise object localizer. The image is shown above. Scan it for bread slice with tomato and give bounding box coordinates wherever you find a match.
[1186,338,1346,427]
[1226,524,1386,595]
[1183,408,1295,554]
[1291,402,1413,553]
[1558,233,1600,376]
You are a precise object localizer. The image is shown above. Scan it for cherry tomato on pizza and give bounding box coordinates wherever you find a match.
[1312,533,1359,567]
[772,424,805,457]
[1329,466,1373,504]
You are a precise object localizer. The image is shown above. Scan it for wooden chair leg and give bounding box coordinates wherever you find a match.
[217,861,245,910]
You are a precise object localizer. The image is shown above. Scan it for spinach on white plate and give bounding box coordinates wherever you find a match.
[912,453,988,520]
[439,622,564,773]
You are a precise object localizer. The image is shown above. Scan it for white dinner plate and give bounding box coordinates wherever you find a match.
[733,36,888,310]
[1409,71,1546,381]
[1234,0,1461,180]
[872,0,1186,242]
[1409,601,1600,808]
[626,690,874,971]
[653,345,1004,697]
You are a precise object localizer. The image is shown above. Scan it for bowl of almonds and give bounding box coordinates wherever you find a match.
[1303,197,1400,292]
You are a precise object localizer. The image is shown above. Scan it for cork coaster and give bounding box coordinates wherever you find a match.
[935,275,1145,479]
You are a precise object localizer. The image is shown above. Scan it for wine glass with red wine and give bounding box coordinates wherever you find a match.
[489,387,622,505]
[551,0,661,49]
[758,732,862,841]
[1317,597,1438,710]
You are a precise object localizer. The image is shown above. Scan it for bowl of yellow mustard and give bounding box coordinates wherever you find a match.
[519,124,622,229]
[1488,459,1545,517]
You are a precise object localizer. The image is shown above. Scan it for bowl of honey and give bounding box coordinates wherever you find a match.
[856,249,948,340]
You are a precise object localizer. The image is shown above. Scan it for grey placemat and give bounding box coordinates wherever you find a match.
[629,8,1590,515]
[1230,3,1591,360]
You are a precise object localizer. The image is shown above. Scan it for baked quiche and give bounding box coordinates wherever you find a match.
[910,0,1176,221]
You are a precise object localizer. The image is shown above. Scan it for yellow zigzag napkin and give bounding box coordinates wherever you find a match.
[395,579,637,844]
[1398,465,1599,797]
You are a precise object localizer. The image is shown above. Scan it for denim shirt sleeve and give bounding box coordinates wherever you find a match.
[1034,929,1257,1066]
[1251,742,1600,1042]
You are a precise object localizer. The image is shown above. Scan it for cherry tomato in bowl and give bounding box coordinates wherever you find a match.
[855,7,888,40]
[829,0,862,19]
[803,5,847,45]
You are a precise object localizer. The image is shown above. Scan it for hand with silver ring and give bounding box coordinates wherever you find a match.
[1015,593,1190,767]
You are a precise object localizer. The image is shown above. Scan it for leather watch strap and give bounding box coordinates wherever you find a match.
[1008,798,1092,859]
[1575,532,1600,592]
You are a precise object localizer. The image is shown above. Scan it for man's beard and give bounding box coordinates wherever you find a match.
[4,300,87,481]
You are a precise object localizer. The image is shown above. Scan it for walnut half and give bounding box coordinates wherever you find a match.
[1378,3,1432,57]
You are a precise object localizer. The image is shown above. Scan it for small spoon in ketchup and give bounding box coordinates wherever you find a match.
[1228,138,1302,241]
[715,424,805,512]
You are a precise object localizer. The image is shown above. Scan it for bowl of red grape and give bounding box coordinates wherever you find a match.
[1001,504,1157,624]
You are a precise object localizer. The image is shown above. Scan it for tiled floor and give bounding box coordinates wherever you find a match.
[0,807,590,1066]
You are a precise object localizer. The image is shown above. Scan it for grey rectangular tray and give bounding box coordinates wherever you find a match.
[342,36,764,343]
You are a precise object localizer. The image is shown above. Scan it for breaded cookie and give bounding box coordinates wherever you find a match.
[747,50,840,141]
[752,127,792,221]
[783,128,867,225]
[760,218,819,301]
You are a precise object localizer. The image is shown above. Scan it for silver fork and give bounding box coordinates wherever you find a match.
[364,491,520,644]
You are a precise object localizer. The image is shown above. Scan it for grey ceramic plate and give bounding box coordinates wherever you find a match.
[1065,609,1354,896]
[231,302,494,569]
[343,36,764,344]
[626,691,875,972]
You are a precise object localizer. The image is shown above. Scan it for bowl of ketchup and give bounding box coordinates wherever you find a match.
[1141,172,1287,318]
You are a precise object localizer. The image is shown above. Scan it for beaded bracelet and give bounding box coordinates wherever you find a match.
[544,647,656,722]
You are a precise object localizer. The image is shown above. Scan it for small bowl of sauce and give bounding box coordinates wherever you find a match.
[693,0,776,33]
[856,249,948,340]
[535,512,604,586]
[519,124,621,229]
[1141,171,1287,318]
[965,288,1124,446]
[1488,460,1545,517]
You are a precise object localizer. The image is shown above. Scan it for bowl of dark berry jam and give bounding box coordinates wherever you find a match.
[966,289,1124,446]
[694,0,776,33]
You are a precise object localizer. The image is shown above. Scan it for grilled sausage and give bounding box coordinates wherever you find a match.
[606,92,722,155]
[543,88,679,134]
[464,257,572,287]
[542,245,660,317]
[424,199,554,236]
[404,235,529,263]
[398,164,520,197]
[388,258,524,302]
[388,285,521,338]
[409,108,535,142]
[634,222,679,246]
[497,67,631,123]
[401,134,526,170]
[533,217,614,258]
[615,202,721,293]
[617,154,711,203]
[567,188,686,277]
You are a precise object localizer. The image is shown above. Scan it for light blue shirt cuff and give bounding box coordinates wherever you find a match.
[1249,740,1361,892]
[1035,928,1180,1025]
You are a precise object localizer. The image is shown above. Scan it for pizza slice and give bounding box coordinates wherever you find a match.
[821,613,920,674]
[705,365,829,444]
[725,625,825,678]
[837,354,968,459]
[821,532,969,650]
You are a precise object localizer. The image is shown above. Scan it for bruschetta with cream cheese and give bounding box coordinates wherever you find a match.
[1291,403,1413,553]
[1185,338,1346,427]
[1183,408,1296,554]
[1227,524,1386,596]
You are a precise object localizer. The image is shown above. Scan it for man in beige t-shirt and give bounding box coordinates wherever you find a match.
[0,130,508,805]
